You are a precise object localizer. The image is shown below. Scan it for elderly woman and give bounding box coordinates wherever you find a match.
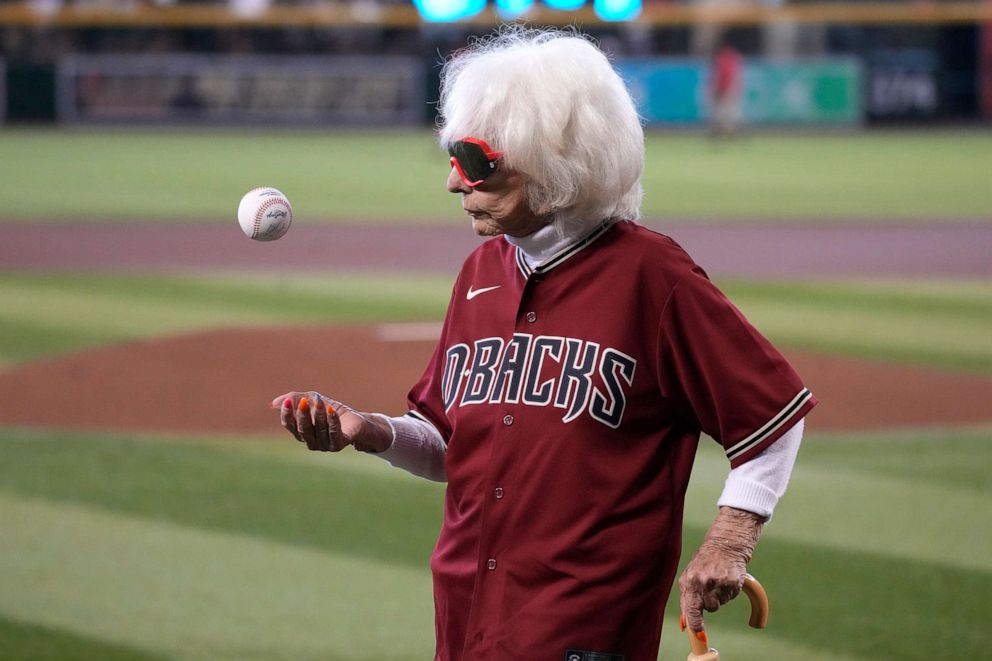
[273,28,815,661]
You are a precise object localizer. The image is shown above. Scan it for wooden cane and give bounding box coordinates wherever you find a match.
[684,574,769,661]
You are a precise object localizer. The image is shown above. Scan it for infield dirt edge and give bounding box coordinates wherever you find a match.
[2,323,990,437]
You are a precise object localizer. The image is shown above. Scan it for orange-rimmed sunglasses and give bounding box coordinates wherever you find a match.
[448,137,503,187]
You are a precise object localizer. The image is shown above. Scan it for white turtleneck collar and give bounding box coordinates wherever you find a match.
[504,216,609,269]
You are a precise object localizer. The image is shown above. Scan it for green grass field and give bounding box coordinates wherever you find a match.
[1,128,991,660]
[1,426,989,660]
[1,269,990,660]
[0,129,990,221]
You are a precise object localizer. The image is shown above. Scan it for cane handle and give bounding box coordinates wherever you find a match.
[685,574,768,661]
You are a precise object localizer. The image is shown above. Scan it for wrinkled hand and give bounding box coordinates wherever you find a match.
[679,507,765,633]
[270,391,392,453]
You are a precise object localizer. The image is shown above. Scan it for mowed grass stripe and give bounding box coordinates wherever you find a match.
[2,427,990,660]
[0,272,451,364]
[670,522,992,661]
[677,432,992,660]
[3,272,992,376]
[1,129,990,221]
[722,279,992,375]
[794,427,992,492]
[0,428,445,570]
[0,494,855,661]
[684,432,992,573]
[725,279,992,319]
[0,494,436,661]
[0,130,452,221]
[8,427,987,573]
[640,133,992,220]
[0,272,452,325]
[0,316,118,367]
[0,615,167,661]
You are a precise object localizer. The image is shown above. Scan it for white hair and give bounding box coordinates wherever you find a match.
[438,27,644,230]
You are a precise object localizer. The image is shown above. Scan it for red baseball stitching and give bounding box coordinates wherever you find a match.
[253,196,292,239]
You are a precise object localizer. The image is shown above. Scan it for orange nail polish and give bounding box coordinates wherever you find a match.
[298,397,309,412]
[679,614,686,631]
[696,630,708,645]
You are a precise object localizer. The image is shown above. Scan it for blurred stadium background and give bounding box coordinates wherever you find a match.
[1,0,991,660]
[1,0,991,124]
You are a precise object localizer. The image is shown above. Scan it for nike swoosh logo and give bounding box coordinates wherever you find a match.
[466,285,501,300]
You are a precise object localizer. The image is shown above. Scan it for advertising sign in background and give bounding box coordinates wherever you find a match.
[54,54,862,128]
[57,55,425,126]
[743,59,862,124]
[618,58,863,126]
[865,49,940,122]
[620,59,705,124]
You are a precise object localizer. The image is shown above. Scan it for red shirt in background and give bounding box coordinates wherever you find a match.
[713,45,744,99]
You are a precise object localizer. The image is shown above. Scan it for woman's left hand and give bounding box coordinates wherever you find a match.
[678,507,765,633]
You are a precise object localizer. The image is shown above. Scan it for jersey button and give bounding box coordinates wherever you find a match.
[526,311,537,323]
[503,414,514,426]
[486,558,497,571]
[494,487,504,500]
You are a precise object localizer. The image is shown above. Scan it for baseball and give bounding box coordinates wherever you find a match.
[237,187,293,241]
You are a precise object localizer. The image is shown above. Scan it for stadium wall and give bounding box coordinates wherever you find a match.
[1,7,989,125]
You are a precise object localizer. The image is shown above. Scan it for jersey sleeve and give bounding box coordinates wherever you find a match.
[404,275,461,444]
[657,266,817,468]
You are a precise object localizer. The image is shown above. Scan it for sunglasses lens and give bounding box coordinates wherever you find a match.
[449,141,498,185]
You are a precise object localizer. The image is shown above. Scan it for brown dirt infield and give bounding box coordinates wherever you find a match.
[3,220,991,437]
[1,323,990,437]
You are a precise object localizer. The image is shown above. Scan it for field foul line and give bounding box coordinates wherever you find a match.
[375,322,443,342]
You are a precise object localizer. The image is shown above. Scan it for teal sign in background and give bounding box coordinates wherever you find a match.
[742,60,862,124]
[618,59,703,123]
[617,58,863,126]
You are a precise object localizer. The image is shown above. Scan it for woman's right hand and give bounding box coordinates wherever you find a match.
[269,391,392,453]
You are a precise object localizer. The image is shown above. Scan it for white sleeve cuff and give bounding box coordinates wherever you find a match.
[373,413,447,483]
[717,417,804,520]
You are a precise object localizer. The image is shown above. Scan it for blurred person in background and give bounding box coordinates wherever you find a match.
[273,27,815,661]
[710,36,744,137]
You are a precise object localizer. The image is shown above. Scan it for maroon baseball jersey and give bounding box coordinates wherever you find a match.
[406,220,816,661]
